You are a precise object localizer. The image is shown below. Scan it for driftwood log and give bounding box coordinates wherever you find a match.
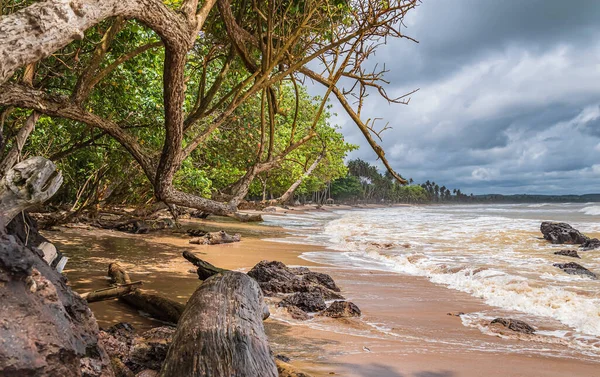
[189,230,241,245]
[160,271,277,377]
[182,250,227,279]
[80,281,142,303]
[108,262,185,323]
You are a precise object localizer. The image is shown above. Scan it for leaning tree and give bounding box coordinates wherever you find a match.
[0,0,419,220]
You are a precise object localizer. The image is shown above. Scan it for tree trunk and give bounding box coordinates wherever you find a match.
[0,0,195,85]
[0,112,41,175]
[107,262,185,324]
[275,152,324,205]
[0,157,63,229]
[159,271,277,377]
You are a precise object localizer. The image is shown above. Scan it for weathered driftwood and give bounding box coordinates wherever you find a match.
[160,271,276,377]
[80,281,143,303]
[189,230,241,245]
[0,157,63,229]
[182,251,227,280]
[108,263,185,323]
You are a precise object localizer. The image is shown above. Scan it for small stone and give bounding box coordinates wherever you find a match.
[279,292,326,312]
[554,250,580,258]
[553,262,597,279]
[490,318,535,334]
[321,301,361,318]
[285,305,310,321]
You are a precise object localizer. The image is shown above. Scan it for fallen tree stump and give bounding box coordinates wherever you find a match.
[160,271,277,377]
[108,263,185,323]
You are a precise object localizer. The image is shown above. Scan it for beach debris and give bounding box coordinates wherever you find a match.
[540,222,588,244]
[276,358,315,377]
[321,301,362,318]
[181,255,350,318]
[553,262,597,279]
[186,228,207,237]
[362,346,372,352]
[100,323,175,375]
[446,311,465,317]
[279,292,327,312]
[108,262,185,323]
[490,318,536,334]
[189,230,241,245]
[553,250,580,258]
[276,354,291,363]
[263,206,278,212]
[285,305,311,321]
[161,272,277,377]
[581,238,600,250]
[190,210,210,219]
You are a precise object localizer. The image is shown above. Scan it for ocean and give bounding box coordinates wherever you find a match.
[263,203,600,360]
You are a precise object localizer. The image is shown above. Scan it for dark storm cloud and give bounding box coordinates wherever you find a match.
[325,0,600,195]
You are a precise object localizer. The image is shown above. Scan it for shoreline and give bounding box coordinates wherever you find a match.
[53,206,600,377]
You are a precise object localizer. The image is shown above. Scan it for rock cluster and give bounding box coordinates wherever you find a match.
[553,262,597,279]
[1,215,112,377]
[247,260,360,320]
[540,222,588,244]
[581,238,600,250]
[540,222,599,279]
[99,323,175,376]
[321,301,362,318]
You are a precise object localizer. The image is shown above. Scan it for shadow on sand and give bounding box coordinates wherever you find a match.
[339,363,455,377]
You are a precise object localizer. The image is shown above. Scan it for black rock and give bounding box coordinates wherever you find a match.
[490,318,535,334]
[540,222,588,244]
[553,262,597,279]
[581,238,600,251]
[554,250,580,258]
[275,354,291,363]
[303,271,340,292]
[279,292,326,312]
[284,305,310,321]
[247,260,297,283]
[321,301,361,318]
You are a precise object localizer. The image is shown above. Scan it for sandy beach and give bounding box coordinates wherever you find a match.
[52,207,600,377]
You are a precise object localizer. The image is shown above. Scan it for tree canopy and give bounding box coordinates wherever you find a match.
[0,0,420,219]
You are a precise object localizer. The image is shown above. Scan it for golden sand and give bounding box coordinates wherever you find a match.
[50,211,600,377]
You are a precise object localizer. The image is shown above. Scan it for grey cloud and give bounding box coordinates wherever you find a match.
[316,0,600,195]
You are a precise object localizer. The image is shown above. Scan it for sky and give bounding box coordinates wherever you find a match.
[321,0,600,195]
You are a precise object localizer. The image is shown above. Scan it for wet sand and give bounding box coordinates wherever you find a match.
[49,212,600,377]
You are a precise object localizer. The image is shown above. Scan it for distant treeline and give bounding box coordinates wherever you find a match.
[307,159,600,205]
[471,194,600,203]
[318,159,474,204]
